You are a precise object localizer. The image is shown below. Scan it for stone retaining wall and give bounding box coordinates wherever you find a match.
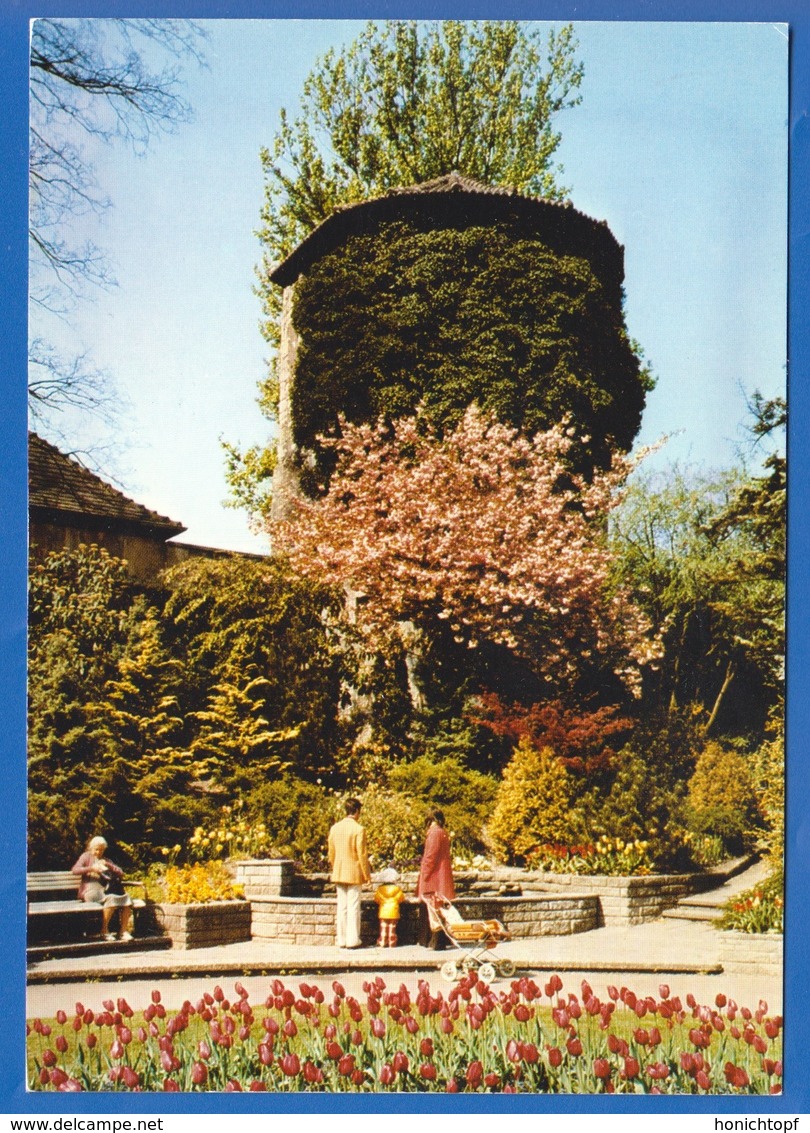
[719,932,783,979]
[250,894,598,947]
[155,901,252,951]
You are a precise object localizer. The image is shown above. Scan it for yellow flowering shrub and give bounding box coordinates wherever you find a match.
[161,861,244,904]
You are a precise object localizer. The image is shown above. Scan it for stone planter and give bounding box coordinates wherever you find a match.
[155,901,251,950]
[719,931,783,979]
[234,858,297,899]
[249,892,599,946]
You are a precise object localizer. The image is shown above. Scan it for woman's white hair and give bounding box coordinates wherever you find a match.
[88,836,108,851]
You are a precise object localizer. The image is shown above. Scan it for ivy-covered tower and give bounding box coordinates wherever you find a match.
[268,172,648,520]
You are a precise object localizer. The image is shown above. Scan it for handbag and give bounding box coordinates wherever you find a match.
[100,869,126,897]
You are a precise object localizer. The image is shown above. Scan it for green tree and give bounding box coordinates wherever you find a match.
[610,460,783,736]
[161,556,353,780]
[258,21,583,269]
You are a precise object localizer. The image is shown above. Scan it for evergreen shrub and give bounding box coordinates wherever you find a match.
[487,739,578,863]
[386,755,498,854]
[685,741,758,854]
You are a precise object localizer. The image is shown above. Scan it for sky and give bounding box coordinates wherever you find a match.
[32,19,788,554]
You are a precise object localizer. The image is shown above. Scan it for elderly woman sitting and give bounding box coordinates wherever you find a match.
[72,836,134,941]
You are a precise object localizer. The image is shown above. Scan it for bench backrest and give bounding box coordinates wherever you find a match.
[27,871,80,901]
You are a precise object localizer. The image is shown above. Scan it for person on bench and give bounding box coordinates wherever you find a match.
[72,836,134,941]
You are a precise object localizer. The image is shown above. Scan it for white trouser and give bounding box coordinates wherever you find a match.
[335,883,362,947]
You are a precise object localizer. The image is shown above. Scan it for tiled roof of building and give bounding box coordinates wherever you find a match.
[269,172,619,289]
[29,433,186,537]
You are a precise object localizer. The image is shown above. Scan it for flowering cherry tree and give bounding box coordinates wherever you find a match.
[273,406,660,695]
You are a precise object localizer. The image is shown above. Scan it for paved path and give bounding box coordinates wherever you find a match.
[27,860,782,1018]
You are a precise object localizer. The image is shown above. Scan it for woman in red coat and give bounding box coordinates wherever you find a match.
[416,808,455,949]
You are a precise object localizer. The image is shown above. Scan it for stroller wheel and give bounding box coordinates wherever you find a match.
[478,961,497,984]
[497,959,516,978]
[461,956,479,973]
[441,959,460,982]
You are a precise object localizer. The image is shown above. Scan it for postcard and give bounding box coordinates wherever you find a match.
[4,4,806,1119]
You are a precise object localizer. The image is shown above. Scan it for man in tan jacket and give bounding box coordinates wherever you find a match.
[328,797,371,948]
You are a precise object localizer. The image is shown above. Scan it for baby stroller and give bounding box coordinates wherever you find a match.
[427,894,514,983]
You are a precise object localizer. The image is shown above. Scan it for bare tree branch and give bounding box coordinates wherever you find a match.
[29,18,206,429]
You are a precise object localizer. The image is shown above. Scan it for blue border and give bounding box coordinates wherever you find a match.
[1,0,806,1116]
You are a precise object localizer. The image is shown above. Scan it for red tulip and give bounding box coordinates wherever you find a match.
[724,1062,750,1089]
[379,1063,394,1086]
[623,1057,640,1079]
[392,1051,409,1074]
[566,1037,582,1057]
[441,1017,454,1035]
[50,1068,68,1088]
[420,1062,437,1082]
[658,984,670,1000]
[225,1079,242,1092]
[523,1042,539,1064]
[258,1043,274,1067]
[593,1058,610,1079]
[303,1061,323,1084]
[86,1033,97,1050]
[281,1053,300,1077]
[191,1061,208,1086]
[548,1047,563,1068]
[283,1019,297,1038]
[646,1062,669,1080]
[420,1037,434,1057]
[110,1040,124,1060]
[338,1054,355,1076]
[163,1078,180,1092]
[506,1039,521,1064]
[465,1060,483,1086]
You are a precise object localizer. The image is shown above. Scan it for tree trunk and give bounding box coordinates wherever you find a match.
[705,659,736,735]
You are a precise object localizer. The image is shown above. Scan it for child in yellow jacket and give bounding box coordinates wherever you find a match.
[374,868,406,947]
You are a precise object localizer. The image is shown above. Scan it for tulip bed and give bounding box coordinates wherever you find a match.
[27,973,782,1094]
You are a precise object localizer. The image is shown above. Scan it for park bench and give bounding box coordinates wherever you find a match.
[27,870,147,948]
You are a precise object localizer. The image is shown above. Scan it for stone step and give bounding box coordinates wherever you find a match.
[27,935,171,963]
[661,906,719,922]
